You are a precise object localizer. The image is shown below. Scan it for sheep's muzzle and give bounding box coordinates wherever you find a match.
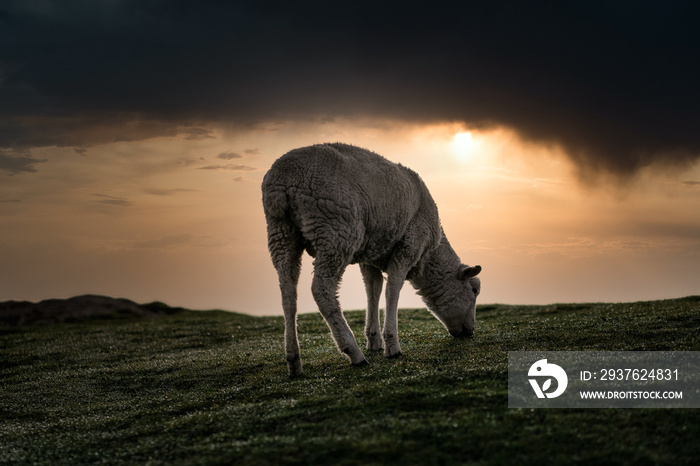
[450,325,474,338]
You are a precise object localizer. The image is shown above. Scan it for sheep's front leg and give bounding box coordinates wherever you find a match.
[360,264,384,351]
[383,273,404,358]
[312,263,368,366]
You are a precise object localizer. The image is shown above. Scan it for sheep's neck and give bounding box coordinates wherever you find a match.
[409,236,461,309]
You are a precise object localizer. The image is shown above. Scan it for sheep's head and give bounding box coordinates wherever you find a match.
[427,264,482,338]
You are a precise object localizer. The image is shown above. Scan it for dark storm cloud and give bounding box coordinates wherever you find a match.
[0,151,47,174]
[1,1,699,178]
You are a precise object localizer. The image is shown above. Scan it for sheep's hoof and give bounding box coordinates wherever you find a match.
[383,341,402,358]
[366,332,383,351]
[353,359,369,367]
[287,357,303,378]
[366,341,384,352]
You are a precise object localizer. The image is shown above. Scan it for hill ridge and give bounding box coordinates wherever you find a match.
[0,294,183,326]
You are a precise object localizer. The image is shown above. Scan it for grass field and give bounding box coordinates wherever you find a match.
[2,297,700,465]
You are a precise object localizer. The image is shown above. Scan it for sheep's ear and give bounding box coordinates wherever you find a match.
[459,265,481,280]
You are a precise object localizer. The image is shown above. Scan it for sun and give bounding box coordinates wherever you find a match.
[454,131,472,146]
[452,131,475,163]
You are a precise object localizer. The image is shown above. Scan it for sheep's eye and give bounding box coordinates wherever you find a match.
[472,287,478,295]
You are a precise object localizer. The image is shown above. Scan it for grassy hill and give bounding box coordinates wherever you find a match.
[1,297,700,465]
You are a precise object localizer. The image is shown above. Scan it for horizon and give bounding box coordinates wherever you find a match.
[2,2,699,315]
[2,290,699,316]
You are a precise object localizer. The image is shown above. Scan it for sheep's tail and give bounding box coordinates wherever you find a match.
[262,185,289,222]
[262,176,305,264]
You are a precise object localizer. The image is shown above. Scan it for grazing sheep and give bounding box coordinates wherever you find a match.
[262,143,482,376]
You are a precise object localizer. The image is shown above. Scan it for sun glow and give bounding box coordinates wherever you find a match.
[6,116,700,315]
[452,131,477,163]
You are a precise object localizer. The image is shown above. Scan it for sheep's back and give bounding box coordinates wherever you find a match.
[263,143,439,265]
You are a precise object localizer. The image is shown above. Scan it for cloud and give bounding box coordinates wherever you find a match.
[92,194,132,207]
[0,151,47,174]
[133,234,193,249]
[2,1,700,179]
[217,151,242,160]
[143,188,198,196]
[0,115,217,150]
[522,237,660,260]
[198,164,256,172]
[181,127,215,140]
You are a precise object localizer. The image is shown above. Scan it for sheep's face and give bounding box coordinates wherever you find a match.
[432,265,481,338]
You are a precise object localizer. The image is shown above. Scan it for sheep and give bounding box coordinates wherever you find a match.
[262,143,482,376]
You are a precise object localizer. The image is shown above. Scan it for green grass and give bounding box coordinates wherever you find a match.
[2,297,700,465]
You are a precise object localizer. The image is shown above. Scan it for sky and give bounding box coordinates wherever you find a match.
[1,1,699,314]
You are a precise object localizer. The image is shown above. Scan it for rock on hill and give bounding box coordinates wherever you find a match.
[0,295,183,326]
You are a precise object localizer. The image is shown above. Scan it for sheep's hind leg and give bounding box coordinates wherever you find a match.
[383,272,405,358]
[268,226,304,377]
[360,264,384,351]
[280,257,303,377]
[312,260,368,366]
